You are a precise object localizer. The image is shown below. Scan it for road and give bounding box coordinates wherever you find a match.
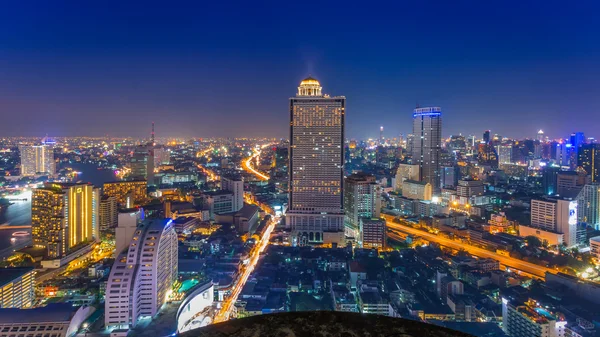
[242,144,270,181]
[382,214,555,279]
[213,214,278,323]
[196,146,219,181]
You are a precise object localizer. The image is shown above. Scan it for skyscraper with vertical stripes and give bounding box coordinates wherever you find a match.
[412,107,442,192]
[288,77,345,246]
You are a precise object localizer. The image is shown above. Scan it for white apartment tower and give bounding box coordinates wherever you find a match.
[19,144,55,176]
[530,198,578,248]
[288,77,345,246]
[221,175,244,212]
[105,219,178,330]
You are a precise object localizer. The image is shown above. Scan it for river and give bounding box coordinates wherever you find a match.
[0,163,117,258]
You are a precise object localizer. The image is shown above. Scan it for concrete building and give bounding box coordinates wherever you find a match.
[344,173,380,238]
[0,268,35,309]
[153,147,170,166]
[130,145,154,184]
[115,208,142,256]
[221,175,244,212]
[502,299,566,337]
[518,225,564,247]
[394,163,420,191]
[457,179,484,199]
[32,183,100,258]
[206,190,235,217]
[402,180,432,201]
[0,303,93,337]
[530,198,578,248]
[103,180,147,207]
[556,171,587,199]
[99,195,118,232]
[577,183,600,229]
[495,145,512,164]
[19,144,55,177]
[440,166,458,189]
[590,236,600,260]
[105,219,178,330]
[288,77,345,246]
[412,107,442,191]
[360,218,386,250]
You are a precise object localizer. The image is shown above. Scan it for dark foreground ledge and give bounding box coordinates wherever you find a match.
[180,311,474,337]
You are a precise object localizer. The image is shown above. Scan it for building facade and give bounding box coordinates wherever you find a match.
[99,195,118,232]
[0,268,35,309]
[577,183,600,229]
[360,218,386,250]
[32,183,100,258]
[344,173,380,239]
[530,198,578,248]
[19,144,55,177]
[412,107,442,191]
[578,143,600,182]
[221,175,244,212]
[402,180,432,201]
[103,180,147,207]
[288,77,345,245]
[105,219,178,329]
[394,163,420,191]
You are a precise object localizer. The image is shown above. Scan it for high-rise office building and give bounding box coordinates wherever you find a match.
[130,145,154,184]
[530,198,578,248]
[412,107,442,191]
[542,166,560,195]
[577,183,600,229]
[32,183,100,258]
[537,129,545,142]
[344,173,380,239]
[578,143,600,182]
[105,219,177,329]
[153,147,170,166]
[0,268,35,309]
[221,175,244,212]
[483,130,490,144]
[19,144,55,176]
[440,166,459,189]
[496,145,512,164]
[288,77,345,245]
[99,195,118,232]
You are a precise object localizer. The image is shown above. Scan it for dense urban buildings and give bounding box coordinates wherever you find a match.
[344,173,380,239]
[287,77,345,246]
[102,180,148,207]
[412,107,442,191]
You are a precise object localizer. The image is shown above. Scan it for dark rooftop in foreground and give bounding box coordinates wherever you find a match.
[180,311,474,337]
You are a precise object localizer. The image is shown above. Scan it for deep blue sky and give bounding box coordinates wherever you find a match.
[1,1,600,140]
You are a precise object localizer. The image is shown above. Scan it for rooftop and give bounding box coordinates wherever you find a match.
[0,303,77,323]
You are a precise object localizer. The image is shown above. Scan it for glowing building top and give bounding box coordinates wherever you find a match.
[297,76,322,97]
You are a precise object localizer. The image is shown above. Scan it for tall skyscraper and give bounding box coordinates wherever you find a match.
[496,145,513,164]
[32,183,100,258]
[483,130,491,144]
[99,195,118,232]
[130,145,154,184]
[537,129,545,142]
[542,166,560,195]
[19,144,55,176]
[412,107,442,191]
[105,219,178,329]
[344,173,380,239]
[578,143,600,182]
[288,77,345,246]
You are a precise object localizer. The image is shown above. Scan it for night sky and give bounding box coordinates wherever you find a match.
[2,1,600,140]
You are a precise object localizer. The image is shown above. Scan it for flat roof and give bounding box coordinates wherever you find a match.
[0,303,77,323]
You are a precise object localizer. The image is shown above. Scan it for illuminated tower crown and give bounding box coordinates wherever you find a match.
[297,76,322,96]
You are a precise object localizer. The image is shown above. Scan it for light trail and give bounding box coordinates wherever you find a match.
[382,214,556,279]
[213,211,278,323]
[242,144,271,181]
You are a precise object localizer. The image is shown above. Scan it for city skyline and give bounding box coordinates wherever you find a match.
[2,2,600,139]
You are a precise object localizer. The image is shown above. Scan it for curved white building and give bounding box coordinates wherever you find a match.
[105,219,178,330]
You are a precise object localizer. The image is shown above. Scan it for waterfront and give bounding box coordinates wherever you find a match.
[0,163,117,259]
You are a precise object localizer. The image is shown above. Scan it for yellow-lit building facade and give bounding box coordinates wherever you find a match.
[103,180,147,207]
[32,183,98,258]
[0,267,35,309]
